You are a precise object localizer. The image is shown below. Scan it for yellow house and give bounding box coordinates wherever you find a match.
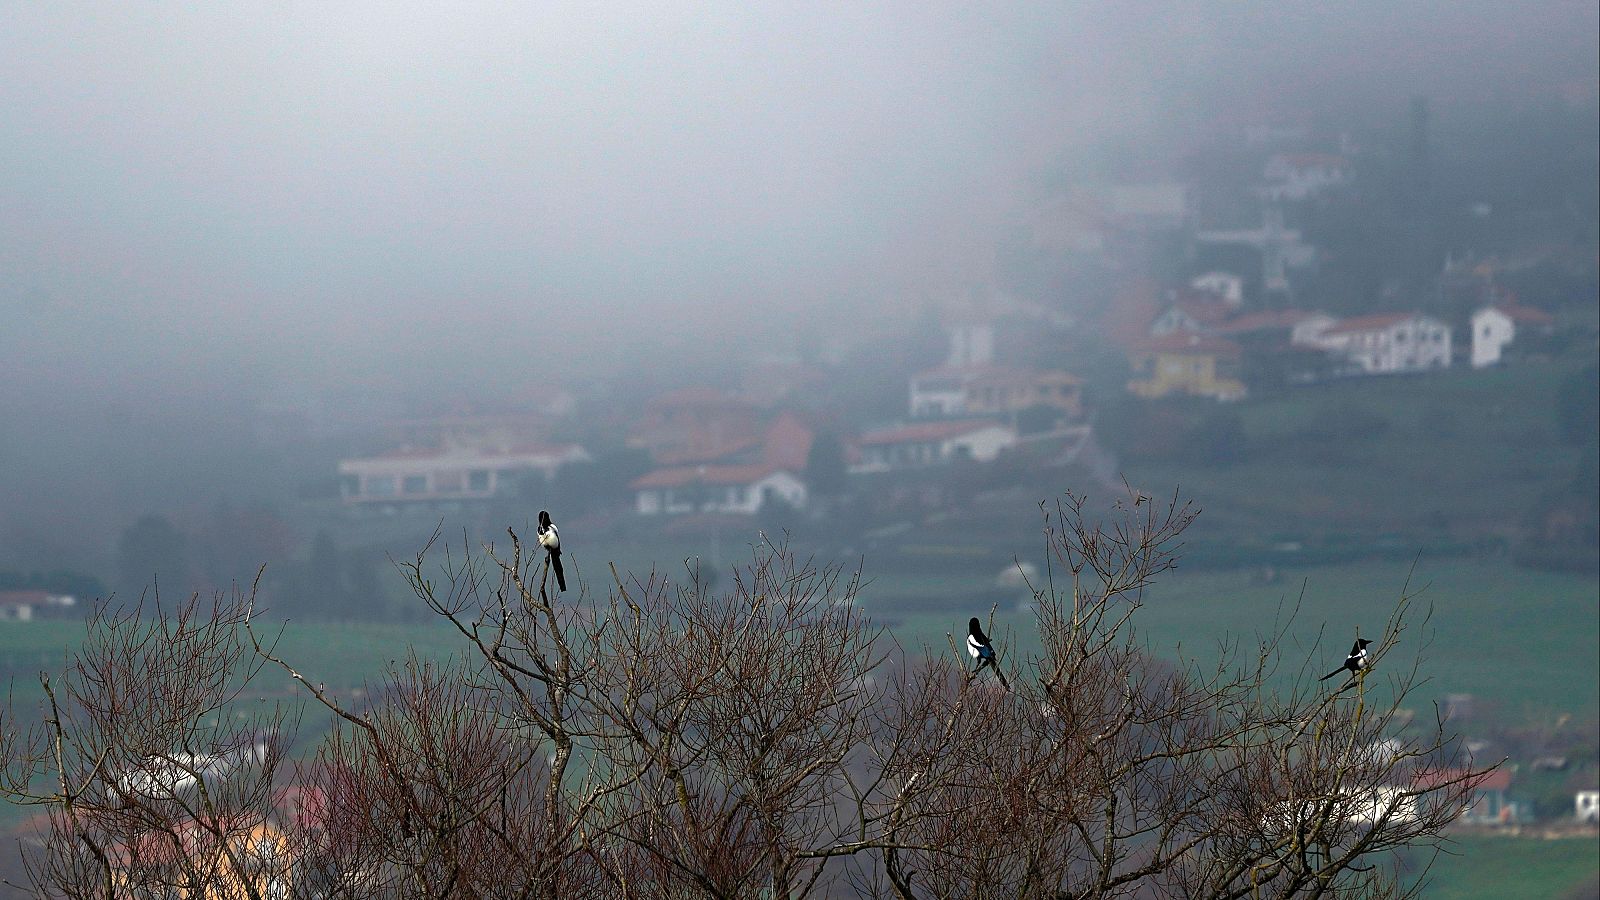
[111,819,292,899]
[963,368,1085,418]
[1126,335,1247,401]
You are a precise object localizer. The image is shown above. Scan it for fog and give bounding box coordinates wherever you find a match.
[1,1,1596,578]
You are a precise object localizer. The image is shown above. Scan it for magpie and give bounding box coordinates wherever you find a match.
[966,617,1010,690]
[537,509,566,592]
[1320,637,1373,682]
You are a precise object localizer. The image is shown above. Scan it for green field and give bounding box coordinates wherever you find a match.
[5,562,1594,897]
[869,556,1597,720]
[1408,834,1600,899]
[1120,362,1593,542]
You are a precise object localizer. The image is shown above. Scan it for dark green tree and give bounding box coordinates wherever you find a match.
[1556,363,1599,446]
[804,430,848,498]
[115,514,189,600]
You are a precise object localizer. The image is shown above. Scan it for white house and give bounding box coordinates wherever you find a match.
[338,442,590,504]
[1288,313,1341,349]
[1470,304,1556,368]
[1262,785,1419,836]
[1318,313,1451,375]
[850,420,1017,475]
[1189,271,1245,307]
[631,465,806,516]
[908,367,977,418]
[0,591,77,622]
[1576,790,1599,823]
[1260,153,1353,202]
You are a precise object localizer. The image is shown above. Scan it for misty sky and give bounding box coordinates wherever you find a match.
[2,1,1595,397]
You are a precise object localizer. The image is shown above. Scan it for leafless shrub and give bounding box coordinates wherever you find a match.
[2,491,1488,898]
[0,583,296,899]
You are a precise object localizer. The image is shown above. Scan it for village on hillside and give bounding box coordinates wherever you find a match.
[316,110,1590,537]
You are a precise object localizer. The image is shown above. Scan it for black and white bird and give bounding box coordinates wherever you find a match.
[537,509,566,592]
[966,617,1010,690]
[1320,637,1373,682]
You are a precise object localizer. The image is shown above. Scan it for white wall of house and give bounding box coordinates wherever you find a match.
[1289,314,1339,349]
[854,425,1018,474]
[1576,790,1599,823]
[635,471,806,516]
[339,445,589,503]
[0,604,35,622]
[1190,271,1244,306]
[752,471,807,511]
[1261,156,1351,201]
[941,425,1017,462]
[1149,307,1202,337]
[1324,317,1451,374]
[909,372,971,418]
[1470,307,1514,369]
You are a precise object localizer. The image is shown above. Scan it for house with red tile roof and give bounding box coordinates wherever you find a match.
[909,366,1084,420]
[337,442,590,504]
[850,419,1018,474]
[628,411,817,515]
[1126,334,1247,401]
[1317,312,1451,375]
[631,464,806,516]
[1148,288,1238,338]
[627,388,765,465]
[0,589,76,621]
[1413,767,1518,825]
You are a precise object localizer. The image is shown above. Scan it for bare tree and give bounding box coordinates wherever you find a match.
[0,584,296,899]
[3,490,1489,898]
[839,491,1481,899]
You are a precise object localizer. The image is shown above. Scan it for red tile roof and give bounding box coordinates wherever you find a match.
[1323,313,1425,335]
[653,437,761,467]
[647,387,750,409]
[762,412,814,470]
[1215,310,1323,334]
[630,464,788,490]
[367,443,582,462]
[0,590,50,607]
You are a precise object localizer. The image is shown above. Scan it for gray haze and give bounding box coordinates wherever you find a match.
[1,1,1595,570]
[5,3,1592,385]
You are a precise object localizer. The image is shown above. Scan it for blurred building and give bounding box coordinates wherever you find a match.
[1470,303,1555,368]
[629,410,816,517]
[850,420,1018,474]
[1317,313,1452,374]
[337,442,589,506]
[1126,335,1247,401]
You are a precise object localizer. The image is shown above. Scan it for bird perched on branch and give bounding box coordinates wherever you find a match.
[1320,637,1373,682]
[537,509,566,592]
[967,617,1010,690]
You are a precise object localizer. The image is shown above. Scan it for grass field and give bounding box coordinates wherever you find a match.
[871,556,1598,719]
[1119,361,1592,541]
[1408,833,1600,899]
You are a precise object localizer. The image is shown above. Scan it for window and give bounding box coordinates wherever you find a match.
[364,475,396,496]
[402,475,428,494]
[339,474,359,497]
[467,469,491,492]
